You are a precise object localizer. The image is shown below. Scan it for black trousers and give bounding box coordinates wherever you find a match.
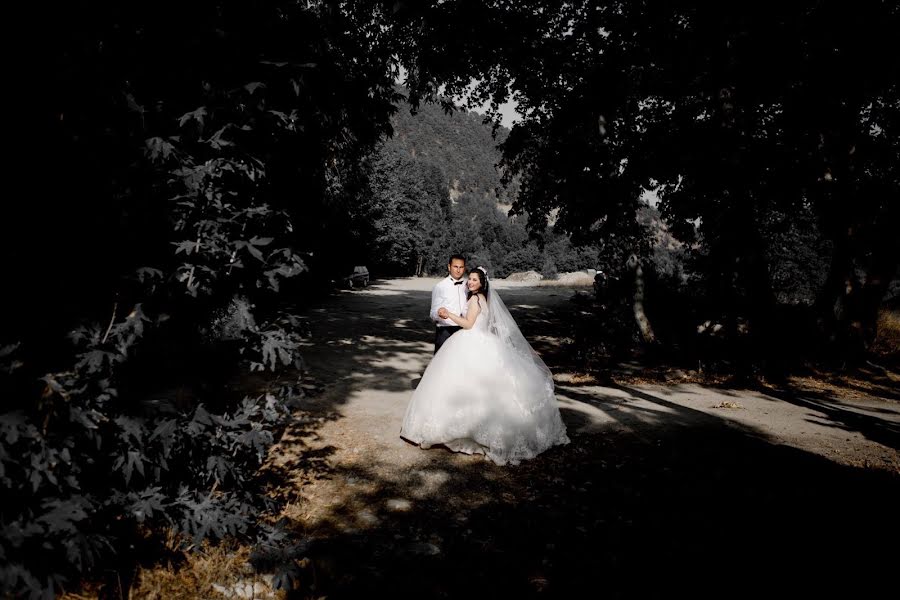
[435,326,462,354]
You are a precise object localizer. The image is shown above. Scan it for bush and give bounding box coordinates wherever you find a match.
[541,257,559,280]
[0,294,302,598]
[873,308,900,358]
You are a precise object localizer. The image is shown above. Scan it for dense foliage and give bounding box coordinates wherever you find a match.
[2,2,402,597]
[366,99,603,277]
[391,0,900,361]
[3,1,899,597]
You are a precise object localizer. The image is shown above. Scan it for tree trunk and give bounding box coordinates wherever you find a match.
[741,214,778,366]
[823,244,899,356]
[816,211,899,359]
[415,255,424,277]
[816,218,855,331]
[626,254,657,344]
[859,254,899,348]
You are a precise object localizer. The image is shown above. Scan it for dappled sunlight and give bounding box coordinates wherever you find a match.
[269,400,898,598]
[391,318,417,328]
[349,287,406,297]
[555,394,616,431]
[33,1,900,596]
[358,277,440,293]
[252,279,900,598]
[530,334,565,345]
[749,385,900,452]
[556,383,732,437]
[279,452,499,537]
[292,278,900,470]
[550,379,900,467]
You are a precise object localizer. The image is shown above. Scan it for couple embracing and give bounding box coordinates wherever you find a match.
[400,254,570,465]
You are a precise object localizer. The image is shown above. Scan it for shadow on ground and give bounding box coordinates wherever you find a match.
[262,280,900,599]
[759,382,900,451]
[272,423,899,599]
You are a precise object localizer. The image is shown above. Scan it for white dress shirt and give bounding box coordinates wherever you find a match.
[430,275,469,327]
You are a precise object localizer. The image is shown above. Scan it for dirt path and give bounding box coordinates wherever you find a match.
[268,277,900,599]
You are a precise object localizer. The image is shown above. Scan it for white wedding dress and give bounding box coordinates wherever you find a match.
[400,292,570,465]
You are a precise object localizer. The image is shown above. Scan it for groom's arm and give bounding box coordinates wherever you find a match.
[430,285,443,324]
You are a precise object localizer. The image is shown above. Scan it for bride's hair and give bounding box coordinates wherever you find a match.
[467,267,489,299]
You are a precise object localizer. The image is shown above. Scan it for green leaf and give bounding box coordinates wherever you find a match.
[173,240,198,255]
[115,416,144,446]
[124,93,145,114]
[207,126,234,149]
[37,498,89,534]
[30,469,42,492]
[131,488,166,523]
[144,137,174,163]
[70,407,102,430]
[206,455,232,483]
[75,349,112,373]
[0,411,28,444]
[149,419,177,441]
[178,106,207,128]
[244,81,266,94]
[121,451,144,485]
[246,244,265,261]
[192,405,213,426]
[135,267,164,282]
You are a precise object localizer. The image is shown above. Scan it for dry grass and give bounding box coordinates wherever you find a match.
[554,372,603,385]
[134,543,281,600]
[58,542,283,600]
[538,272,596,286]
[496,271,596,288]
[873,308,900,356]
[786,364,900,402]
[130,544,240,600]
[711,400,744,409]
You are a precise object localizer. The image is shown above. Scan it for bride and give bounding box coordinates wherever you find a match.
[400,267,570,465]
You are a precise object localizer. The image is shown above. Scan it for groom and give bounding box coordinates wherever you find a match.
[430,254,468,353]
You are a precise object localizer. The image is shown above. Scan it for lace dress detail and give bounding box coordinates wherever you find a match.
[400,298,570,465]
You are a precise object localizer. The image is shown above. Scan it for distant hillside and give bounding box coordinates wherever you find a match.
[366,95,604,278]
[386,99,516,207]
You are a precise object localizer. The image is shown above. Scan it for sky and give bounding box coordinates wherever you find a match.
[469,98,521,130]
[396,65,521,130]
[453,77,522,130]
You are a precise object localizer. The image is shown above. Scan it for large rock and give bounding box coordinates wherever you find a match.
[505,270,543,282]
[555,271,596,285]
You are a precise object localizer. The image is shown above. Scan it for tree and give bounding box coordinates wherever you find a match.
[391,0,900,361]
[2,2,409,596]
[369,145,450,275]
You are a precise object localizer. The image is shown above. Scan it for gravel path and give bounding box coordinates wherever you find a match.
[265,277,900,598]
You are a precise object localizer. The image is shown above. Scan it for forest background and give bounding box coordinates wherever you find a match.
[2,2,898,597]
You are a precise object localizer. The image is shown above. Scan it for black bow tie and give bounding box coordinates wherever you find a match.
[453,280,464,285]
